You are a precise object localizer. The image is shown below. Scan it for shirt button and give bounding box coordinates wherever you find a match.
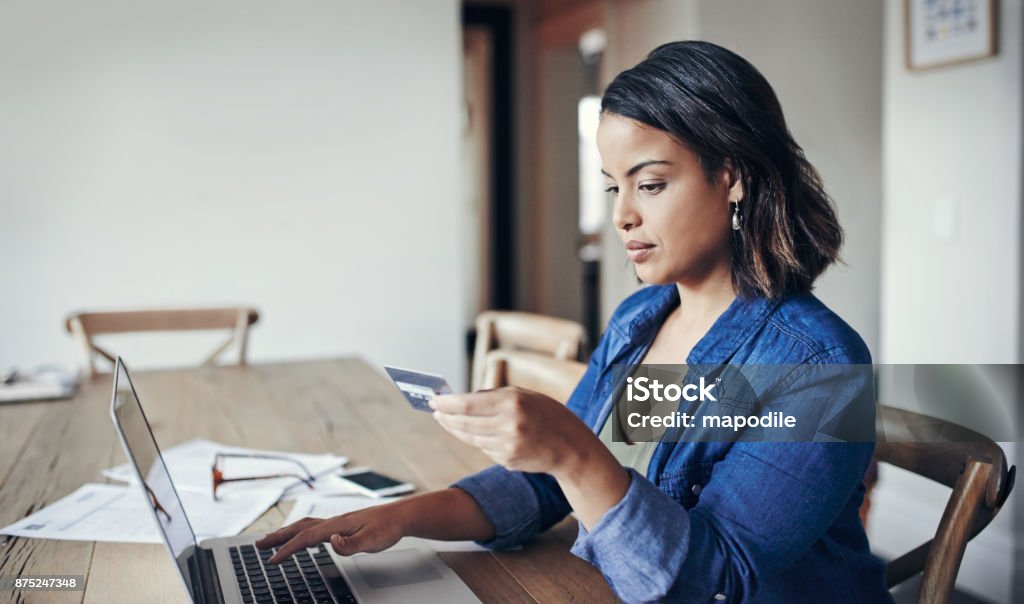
[713,593,727,601]
[691,484,702,496]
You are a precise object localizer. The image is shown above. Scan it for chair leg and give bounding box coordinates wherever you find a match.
[918,460,990,604]
[235,309,249,366]
[68,317,97,379]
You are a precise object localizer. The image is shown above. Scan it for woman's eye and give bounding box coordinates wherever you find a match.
[639,183,666,194]
[604,185,619,194]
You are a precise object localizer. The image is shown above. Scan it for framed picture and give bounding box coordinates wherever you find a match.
[905,0,998,70]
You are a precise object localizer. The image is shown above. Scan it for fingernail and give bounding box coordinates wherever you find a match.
[428,399,437,409]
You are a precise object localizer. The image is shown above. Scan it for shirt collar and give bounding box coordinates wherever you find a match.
[624,284,779,366]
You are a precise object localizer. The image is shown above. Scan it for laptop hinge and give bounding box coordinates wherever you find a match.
[187,546,225,604]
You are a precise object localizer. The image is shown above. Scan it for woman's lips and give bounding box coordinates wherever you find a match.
[625,240,655,262]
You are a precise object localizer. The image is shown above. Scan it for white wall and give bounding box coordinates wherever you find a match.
[880,0,1022,366]
[532,45,587,322]
[0,0,467,384]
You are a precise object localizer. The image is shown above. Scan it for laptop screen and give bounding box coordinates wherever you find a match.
[111,359,198,570]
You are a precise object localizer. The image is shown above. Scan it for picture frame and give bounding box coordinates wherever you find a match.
[905,0,999,70]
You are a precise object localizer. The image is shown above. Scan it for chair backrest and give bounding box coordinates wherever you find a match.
[471,311,585,391]
[874,404,1016,604]
[65,307,260,378]
[480,349,587,404]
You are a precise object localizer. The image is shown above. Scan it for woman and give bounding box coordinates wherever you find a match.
[259,41,891,603]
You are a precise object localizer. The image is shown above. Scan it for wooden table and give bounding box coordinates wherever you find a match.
[0,358,617,603]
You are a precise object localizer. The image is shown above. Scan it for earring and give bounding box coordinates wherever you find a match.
[731,200,742,231]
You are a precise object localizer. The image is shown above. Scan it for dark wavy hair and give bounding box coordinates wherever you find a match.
[601,41,842,300]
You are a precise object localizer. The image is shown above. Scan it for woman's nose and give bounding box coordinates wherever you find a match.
[613,193,641,232]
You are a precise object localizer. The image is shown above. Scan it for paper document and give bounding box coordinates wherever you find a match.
[0,366,79,404]
[0,483,280,544]
[103,438,348,500]
[282,494,486,553]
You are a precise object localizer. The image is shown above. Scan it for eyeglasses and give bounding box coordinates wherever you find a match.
[144,481,172,523]
[211,452,316,501]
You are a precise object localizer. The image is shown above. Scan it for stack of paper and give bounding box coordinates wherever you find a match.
[1,439,350,544]
[0,365,79,404]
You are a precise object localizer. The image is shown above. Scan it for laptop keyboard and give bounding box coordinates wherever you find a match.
[230,543,357,604]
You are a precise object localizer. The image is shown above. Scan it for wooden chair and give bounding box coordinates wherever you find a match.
[65,307,260,378]
[875,405,1016,604]
[480,349,587,404]
[471,311,586,392]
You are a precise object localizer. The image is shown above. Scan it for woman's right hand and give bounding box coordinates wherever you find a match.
[256,503,406,564]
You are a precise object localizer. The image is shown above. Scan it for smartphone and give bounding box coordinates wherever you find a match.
[337,467,415,498]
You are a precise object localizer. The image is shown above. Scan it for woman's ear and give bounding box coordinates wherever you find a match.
[723,159,744,203]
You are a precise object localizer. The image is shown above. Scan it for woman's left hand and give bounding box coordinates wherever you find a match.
[430,387,594,475]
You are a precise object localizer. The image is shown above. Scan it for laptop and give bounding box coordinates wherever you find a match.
[110,357,479,604]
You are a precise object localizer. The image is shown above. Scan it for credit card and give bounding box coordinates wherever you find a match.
[383,366,453,412]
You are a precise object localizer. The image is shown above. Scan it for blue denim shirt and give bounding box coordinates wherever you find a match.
[454,284,893,603]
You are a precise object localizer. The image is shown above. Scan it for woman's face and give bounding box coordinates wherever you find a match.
[597,113,737,287]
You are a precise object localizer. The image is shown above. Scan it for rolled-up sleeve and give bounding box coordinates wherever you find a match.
[571,468,695,601]
[454,467,576,549]
[452,465,544,550]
